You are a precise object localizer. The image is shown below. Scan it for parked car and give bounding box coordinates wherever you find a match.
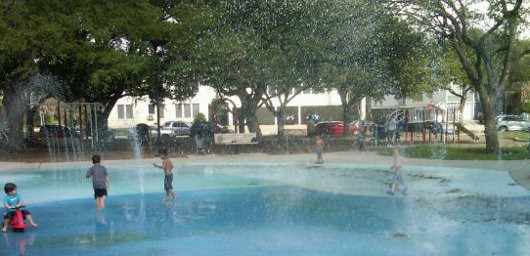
[190,121,224,137]
[160,121,192,136]
[313,120,377,136]
[280,114,296,125]
[496,115,530,132]
[305,113,320,123]
[39,124,80,138]
[315,121,346,136]
[348,120,377,135]
[128,123,151,147]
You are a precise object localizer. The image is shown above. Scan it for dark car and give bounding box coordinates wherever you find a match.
[349,120,377,135]
[39,124,80,138]
[128,123,151,147]
[190,121,215,137]
[280,114,296,125]
[191,121,234,137]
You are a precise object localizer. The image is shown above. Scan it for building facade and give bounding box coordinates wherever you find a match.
[107,84,477,130]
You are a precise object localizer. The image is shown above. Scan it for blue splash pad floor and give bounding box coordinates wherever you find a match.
[1,185,529,256]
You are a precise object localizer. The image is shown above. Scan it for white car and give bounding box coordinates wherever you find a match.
[160,121,192,136]
[496,115,530,132]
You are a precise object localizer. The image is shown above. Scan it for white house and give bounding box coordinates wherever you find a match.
[108,85,216,129]
[107,84,477,131]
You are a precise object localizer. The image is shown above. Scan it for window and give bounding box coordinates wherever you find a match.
[149,104,164,118]
[192,103,200,118]
[176,104,183,118]
[175,103,197,118]
[117,104,134,120]
[148,104,155,115]
[158,104,165,118]
[184,104,191,118]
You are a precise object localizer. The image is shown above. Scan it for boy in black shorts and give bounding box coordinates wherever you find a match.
[153,148,176,201]
[86,155,110,211]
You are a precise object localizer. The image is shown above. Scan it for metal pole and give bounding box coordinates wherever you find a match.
[422,109,426,143]
[89,105,94,149]
[404,109,408,144]
[57,102,61,139]
[79,104,83,148]
[445,109,449,144]
[94,104,99,149]
[453,108,456,142]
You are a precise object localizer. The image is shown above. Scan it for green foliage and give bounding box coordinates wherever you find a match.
[509,39,530,86]
[194,112,207,122]
[500,131,530,141]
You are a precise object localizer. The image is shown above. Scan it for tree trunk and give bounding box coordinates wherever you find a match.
[2,86,29,152]
[477,86,500,153]
[236,91,264,138]
[237,107,245,133]
[458,93,467,123]
[276,106,285,137]
[26,105,39,145]
[242,104,262,137]
[339,92,349,136]
[366,97,372,133]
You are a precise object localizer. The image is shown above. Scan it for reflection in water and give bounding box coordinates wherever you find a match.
[2,231,34,255]
[95,212,113,242]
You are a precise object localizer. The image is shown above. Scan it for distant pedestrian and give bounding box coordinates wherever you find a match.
[357,133,365,152]
[86,155,110,211]
[387,119,397,144]
[314,136,324,164]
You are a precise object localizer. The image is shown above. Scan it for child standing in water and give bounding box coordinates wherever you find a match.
[153,148,176,201]
[315,136,324,163]
[86,155,110,211]
[2,183,38,232]
[387,147,407,196]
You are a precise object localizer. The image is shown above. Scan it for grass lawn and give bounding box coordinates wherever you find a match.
[380,143,530,160]
[500,131,530,141]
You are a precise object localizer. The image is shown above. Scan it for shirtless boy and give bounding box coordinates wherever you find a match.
[153,148,176,201]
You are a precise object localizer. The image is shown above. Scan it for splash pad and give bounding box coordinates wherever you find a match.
[1,155,528,255]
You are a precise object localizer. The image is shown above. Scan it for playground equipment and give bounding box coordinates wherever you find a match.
[384,103,461,144]
[36,101,111,160]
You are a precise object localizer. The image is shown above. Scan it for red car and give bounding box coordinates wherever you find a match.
[315,121,355,136]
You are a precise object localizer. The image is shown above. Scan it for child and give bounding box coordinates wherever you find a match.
[153,148,176,201]
[387,147,407,196]
[2,183,38,232]
[357,132,365,152]
[86,155,110,211]
[315,136,324,163]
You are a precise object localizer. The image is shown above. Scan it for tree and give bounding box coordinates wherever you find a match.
[436,41,474,122]
[1,0,202,151]
[197,0,325,136]
[0,0,74,151]
[253,0,325,136]
[389,0,529,153]
[317,1,434,135]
